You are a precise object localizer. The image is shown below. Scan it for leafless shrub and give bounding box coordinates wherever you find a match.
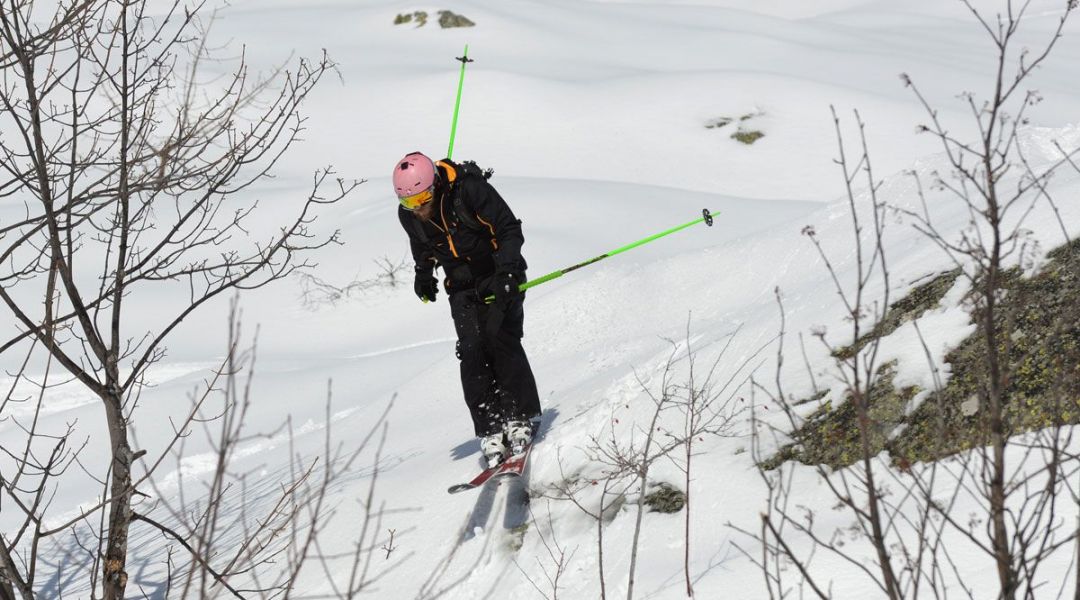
[0,0,358,596]
[541,323,751,599]
[734,109,919,600]
[298,256,410,309]
[514,501,577,600]
[129,303,399,597]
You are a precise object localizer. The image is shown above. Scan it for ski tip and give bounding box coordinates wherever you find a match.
[447,483,475,494]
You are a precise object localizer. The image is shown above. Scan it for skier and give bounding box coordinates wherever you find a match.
[394,151,541,468]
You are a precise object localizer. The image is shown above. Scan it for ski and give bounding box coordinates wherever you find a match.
[447,462,502,494]
[447,443,533,493]
[494,443,531,479]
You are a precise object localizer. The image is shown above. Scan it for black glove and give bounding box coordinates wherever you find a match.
[475,273,494,299]
[414,267,438,303]
[491,270,523,306]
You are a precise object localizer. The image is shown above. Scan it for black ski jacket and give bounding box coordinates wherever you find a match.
[398,159,526,294]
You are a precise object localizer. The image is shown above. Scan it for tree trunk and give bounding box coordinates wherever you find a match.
[102,385,134,600]
[854,388,902,600]
[982,166,1015,600]
[0,578,18,600]
[0,558,30,600]
[984,287,1015,600]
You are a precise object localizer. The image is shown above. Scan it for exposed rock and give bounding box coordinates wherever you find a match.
[439,10,475,28]
[834,269,962,360]
[889,240,1080,463]
[394,11,429,27]
[760,361,917,470]
[731,129,765,145]
[766,238,1080,470]
[508,523,528,551]
[705,117,732,129]
[643,482,686,514]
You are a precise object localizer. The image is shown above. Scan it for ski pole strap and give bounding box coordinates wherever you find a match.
[447,44,473,160]
[484,208,718,303]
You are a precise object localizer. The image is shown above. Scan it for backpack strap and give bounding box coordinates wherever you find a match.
[453,194,484,231]
[436,158,493,232]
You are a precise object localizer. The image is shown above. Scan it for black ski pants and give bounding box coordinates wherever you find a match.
[449,291,541,437]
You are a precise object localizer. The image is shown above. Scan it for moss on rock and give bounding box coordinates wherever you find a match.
[394,11,428,26]
[835,269,961,360]
[438,11,475,28]
[508,523,529,552]
[643,482,686,513]
[731,129,765,145]
[892,239,1080,463]
[765,239,1080,470]
[706,117,733,129]
[763,361,917,470]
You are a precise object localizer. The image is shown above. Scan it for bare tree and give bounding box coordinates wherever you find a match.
[735,110,918,600]
[0,0,356,596]
[3,299,401,598]
[130,303,399,598]
[1,340,87,599]
[662,320,755,597]
[543,326,749,600]
[738,2,1080,599]
[901,2,1078,597]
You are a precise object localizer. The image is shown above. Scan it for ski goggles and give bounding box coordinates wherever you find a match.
[398,186,435,211]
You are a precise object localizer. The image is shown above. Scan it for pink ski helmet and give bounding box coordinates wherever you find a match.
[393,152,437,210]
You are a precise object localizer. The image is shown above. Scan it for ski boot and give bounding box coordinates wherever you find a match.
[504,420,535,457]
[481,432,508,469]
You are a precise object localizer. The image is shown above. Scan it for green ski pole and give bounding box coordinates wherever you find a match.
[420,46,474,305]
[446,45,473,160]
[485,208,718,303]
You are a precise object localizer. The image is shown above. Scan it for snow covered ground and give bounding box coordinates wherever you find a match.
[3,0,1080,597]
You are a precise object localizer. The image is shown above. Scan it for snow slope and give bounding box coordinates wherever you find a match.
[2,0,1080,597]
